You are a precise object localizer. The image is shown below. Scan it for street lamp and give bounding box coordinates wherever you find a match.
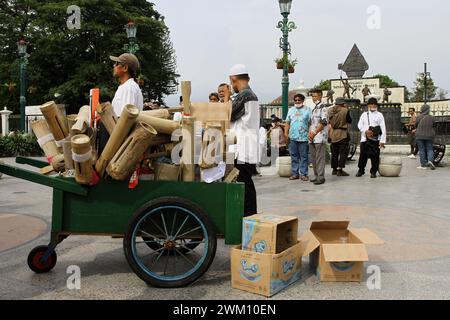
[17,39,29,131]
[123,21,139,54]
[277,0,296,119]
[423,63,431,104]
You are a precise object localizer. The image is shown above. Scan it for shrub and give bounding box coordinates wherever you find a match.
[0,132,43,157]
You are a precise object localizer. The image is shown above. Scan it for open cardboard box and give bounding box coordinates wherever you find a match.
[231,241,303,297]
[300,221,384,282]
[242,214,298,254]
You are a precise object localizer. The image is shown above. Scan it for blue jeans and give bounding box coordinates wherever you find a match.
[416,139,434,167]
[289,141,309,177]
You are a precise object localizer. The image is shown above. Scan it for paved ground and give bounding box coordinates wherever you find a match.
[1,156,450,300]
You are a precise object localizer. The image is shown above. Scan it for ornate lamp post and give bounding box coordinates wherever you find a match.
[17,39,29,131]
[123,21,139,54]
[277,0,296,119]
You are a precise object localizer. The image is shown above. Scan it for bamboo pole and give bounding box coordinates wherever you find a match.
[96,102,118,135]
[107,122,157,181]
[181,81,195,181]
[95,104,139,177]
[30,119,60,164]
[71,134,93,185]
[40,101,69,144]
[63,114,78,173]
[137,114,180,135]
[141,109,170,119]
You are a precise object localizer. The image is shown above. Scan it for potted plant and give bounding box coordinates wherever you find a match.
[275,57,285,70]
[288,58,298,74]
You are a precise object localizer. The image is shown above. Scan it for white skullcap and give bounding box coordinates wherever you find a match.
[229,64,249,77]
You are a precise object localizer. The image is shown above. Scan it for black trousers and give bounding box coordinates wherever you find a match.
[331,138,350,169]
[235,162,257,217]
[358,141,380,175]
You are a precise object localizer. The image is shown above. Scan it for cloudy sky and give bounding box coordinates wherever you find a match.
[153,0,450,105]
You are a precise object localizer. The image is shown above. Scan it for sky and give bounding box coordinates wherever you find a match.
[153,0,450,106]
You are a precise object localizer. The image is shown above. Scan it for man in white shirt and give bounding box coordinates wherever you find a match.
[224,64,260,216]
[356,97,386,178]
[98,53,144,154]
[110,53,144,115]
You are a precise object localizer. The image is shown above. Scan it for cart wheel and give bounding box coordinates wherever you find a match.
[124,197,216,288]
[27,246,57,274]
[142,236,202,255]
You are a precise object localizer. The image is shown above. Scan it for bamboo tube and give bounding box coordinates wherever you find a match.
[71,134,93,185]
[137,114,180,135]
[181,81,195,181]
[31,119,60,164]
[141,109,170,119]
[51,154,65,173]
[96,102,118,135]
[167,107,184,113]
[40,101,69,144]
[107,122,157,181]
[62,114,78,174]
[95,104,139,177]
[71,105,90,134]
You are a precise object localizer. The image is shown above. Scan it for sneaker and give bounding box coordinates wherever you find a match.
[428,161,436,170]
[314,179,326,185]
[370,173,377,179]
[417,166,427,170]
[356,171,364,177]
[407,154,416,159]
[310,178,317,183]
[332,169,338,175]
[337,170,350,177]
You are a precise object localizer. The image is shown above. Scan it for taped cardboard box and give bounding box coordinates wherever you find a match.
[231,241,303,297]
[299,221,384,282]
[242,214,298,254]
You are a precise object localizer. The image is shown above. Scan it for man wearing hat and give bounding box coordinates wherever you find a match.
[110,53,144,115]
[328,97,352,176]
[226,64,260,216]
[356,97,386,178]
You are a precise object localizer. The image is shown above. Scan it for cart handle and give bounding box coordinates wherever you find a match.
[0,157,88,196]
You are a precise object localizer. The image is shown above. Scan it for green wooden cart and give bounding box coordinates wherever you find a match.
[0,157,244,287]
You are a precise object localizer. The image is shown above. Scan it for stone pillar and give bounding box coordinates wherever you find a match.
[0,107,13,136]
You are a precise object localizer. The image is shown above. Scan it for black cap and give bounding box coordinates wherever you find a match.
[367,97,379,106]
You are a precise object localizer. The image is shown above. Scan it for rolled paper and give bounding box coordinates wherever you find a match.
[95,104,139,177]
[181,116,195,182]
[71,134,93,185]
[96,102,118,135]
[107,122,158,181]
[30,119,60,164]
[40,101,69,142]
[137,113,180,135]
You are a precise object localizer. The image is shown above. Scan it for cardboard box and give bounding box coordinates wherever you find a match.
[242,214,298,254]
[299,221,384,282]
[231,241,303,297]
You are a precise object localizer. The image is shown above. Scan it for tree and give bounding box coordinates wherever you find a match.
[411,73,437,102]
[314,80,331,91]
[0,0,178,114]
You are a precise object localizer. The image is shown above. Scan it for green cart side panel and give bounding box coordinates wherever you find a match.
[56,179,244,245]
[16,156,49,168]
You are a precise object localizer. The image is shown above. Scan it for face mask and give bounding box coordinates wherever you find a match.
[295,103,303,108]
[370,108,377,113]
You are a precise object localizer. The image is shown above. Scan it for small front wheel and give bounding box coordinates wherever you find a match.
[27,245,57,274]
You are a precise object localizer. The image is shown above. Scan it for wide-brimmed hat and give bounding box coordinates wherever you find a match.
[335,97,346,106]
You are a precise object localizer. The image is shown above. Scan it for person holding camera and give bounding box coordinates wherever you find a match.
[356,97,386,178]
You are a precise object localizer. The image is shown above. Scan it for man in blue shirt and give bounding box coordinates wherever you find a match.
[284,94,312,181]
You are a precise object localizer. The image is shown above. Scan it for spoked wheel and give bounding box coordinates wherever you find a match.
[124,197,216,288]
[27,245,57,274]
[347,142,357,161]
[433,144,446,166]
